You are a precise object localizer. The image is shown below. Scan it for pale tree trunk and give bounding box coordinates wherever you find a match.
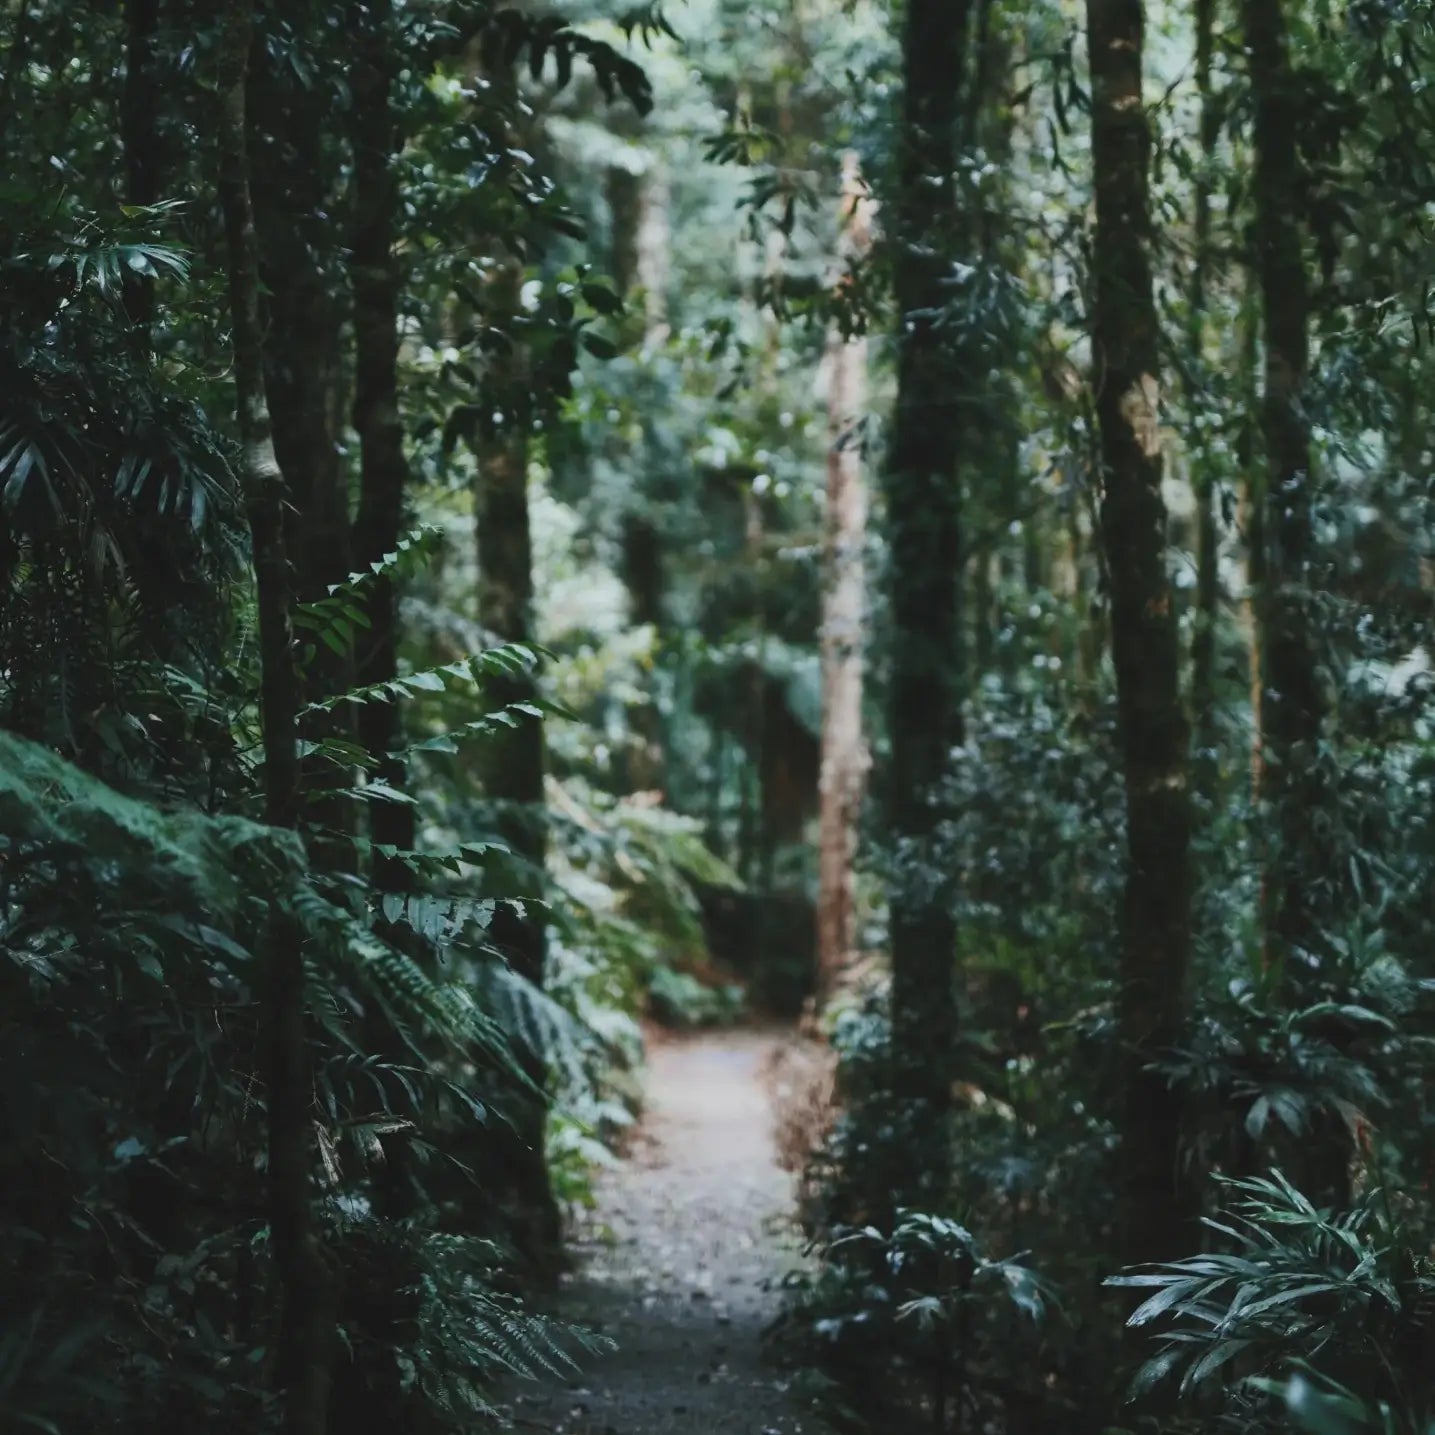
[636,163,671,346]
[816,153,874,1003]
[214,4,332,1430]
[612,160,671,791]
[1085,0,1197,1266]
[1188,0,1222,807]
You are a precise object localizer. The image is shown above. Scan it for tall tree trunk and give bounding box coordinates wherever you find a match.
[476,258,561,1271]
[1085,0,1197,1265]
[214,5,332,1431]
[610,161,671,792]
[883,0,968,1213]
[816,154,873,1002]
[249,15,353,862]
[350,0,415,888]
[1237,289,1265,800]
[1243,0,1347,1205]
[1243,0,1326,972]
[1188,0,1222,808]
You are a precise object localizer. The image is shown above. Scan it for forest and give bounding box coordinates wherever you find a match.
[2,0,1434,1431]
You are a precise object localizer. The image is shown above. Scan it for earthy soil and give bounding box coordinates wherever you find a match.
[498,1028,816,1435]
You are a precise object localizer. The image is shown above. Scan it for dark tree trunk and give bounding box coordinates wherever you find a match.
[249,14,353,863]
[1085,0,1197,1266]
[349,0,416,886]
[1243,0,1347,1206]
[214,6,332,1431]
[476,258,562,1271]
[1243,0,1327,970]
[883,0,969,1213]
[250,34,350,623]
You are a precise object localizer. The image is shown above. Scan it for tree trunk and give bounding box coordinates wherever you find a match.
[610,161,671,792]
[1085,0,1197,1266]
[883,0,968,1213]
[249,14,354,867]
[1187,0,1221,808]
[816,153,873,1003]
[1243,0,1347,1206]
[1243,0,1327,974]
[350,0,416,888]
[476,258,561,1271]
[250,29,350,635]
[214,5,332,1431]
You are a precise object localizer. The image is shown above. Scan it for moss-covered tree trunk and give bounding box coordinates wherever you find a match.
[883,0,968,1212]
[215,5,332,1430]
[1085,0,1197,1266]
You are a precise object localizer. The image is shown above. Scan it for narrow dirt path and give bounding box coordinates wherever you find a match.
[501,1028,815,1435]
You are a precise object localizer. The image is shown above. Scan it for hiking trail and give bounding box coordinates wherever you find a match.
[499,1027,815,1435]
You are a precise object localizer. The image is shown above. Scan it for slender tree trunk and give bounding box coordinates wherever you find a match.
[350,0,416,887]
[884,0,969,1213]
[610,161,671,792]
[1085,0,1197,1266]
[636,163,671,345]
[214,6,332,1431]
[1243,0,1348,1206]
[1188,0,1222,807]
[249,15,354,868]
[250,37,350,625]
[1243,0,1327,972]
[476,257,561,1270]
[1237,290,1266,800]
[816,154,873,1002]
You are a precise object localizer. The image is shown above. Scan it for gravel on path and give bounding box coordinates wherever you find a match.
[498,1027,815,1435]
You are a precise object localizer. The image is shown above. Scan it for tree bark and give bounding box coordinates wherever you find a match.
[1187,0,1222,808]
[1243,0,1348,1207]
[816,153,873,1003]
[349,0,416,886]
[250,31,350,628]
[1243,0,1327,975]
[883,0,968,1212]
[1085,0,1197,1266]
[476,258,562,1270]
[214,5,332,1431]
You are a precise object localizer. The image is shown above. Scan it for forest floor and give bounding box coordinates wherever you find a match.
[497,1026,816,1435]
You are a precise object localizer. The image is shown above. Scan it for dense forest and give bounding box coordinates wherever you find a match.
[3,0,1435,1432]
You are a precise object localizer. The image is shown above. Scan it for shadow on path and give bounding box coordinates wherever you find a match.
[499,1028,814,1434]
